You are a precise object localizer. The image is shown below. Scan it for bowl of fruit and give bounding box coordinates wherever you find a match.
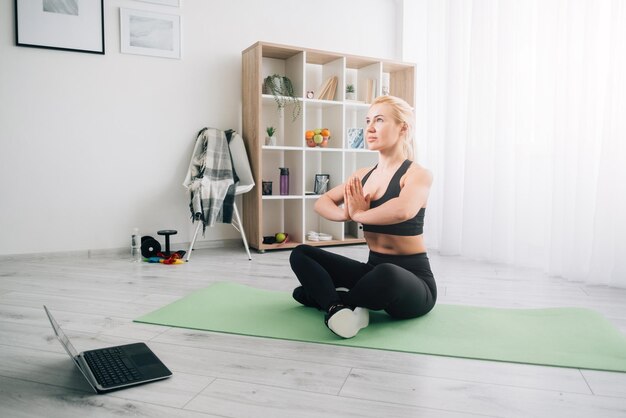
[305,128,331,148]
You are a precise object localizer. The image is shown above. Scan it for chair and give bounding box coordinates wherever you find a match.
[186,131,255,261]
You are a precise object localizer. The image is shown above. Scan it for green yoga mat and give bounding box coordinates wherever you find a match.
[135,282,626,372]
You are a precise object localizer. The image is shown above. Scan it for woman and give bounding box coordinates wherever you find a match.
[289,95,436,338]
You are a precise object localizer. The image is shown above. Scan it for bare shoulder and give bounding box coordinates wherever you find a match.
[405,162,433,186]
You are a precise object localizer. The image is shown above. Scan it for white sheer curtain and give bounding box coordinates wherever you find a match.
[403,0,626,287]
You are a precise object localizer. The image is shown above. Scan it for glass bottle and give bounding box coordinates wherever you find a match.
[131,227,142,262]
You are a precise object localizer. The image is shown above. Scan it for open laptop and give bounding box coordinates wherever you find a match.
[44,305,172,393]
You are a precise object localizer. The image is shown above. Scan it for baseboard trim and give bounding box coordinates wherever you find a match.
[0,239,244,261]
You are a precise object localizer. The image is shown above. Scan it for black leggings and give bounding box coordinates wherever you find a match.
[289,244,437,319]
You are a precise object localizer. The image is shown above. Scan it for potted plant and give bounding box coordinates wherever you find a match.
[265,126,276,146]
[263,74,302,121]
[346,84,356,100]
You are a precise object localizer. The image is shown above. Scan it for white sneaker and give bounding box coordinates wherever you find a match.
[325,305,369,338]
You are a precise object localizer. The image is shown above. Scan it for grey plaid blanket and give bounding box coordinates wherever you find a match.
[183,127,236,231]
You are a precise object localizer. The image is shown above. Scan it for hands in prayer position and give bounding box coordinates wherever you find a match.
[344,176,370,221]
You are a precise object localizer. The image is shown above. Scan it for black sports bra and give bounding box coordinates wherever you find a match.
[360,159,425,236]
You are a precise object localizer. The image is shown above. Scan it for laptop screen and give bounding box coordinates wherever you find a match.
[44,306,99,393]
[44,305,79,358]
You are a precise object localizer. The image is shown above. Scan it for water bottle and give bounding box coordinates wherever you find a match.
[279,167,289,195]
[131,227,141,261]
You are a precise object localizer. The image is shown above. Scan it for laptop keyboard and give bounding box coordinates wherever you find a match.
[84,347,142,388]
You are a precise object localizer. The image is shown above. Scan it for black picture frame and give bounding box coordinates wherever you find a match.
[15,0,105,55]
[314,174,330,195]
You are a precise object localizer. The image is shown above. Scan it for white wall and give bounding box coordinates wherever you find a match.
[0,0,401,255]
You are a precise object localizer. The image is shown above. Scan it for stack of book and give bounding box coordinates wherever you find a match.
[316,76,338,101]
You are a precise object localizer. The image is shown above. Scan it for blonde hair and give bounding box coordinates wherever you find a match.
[371,95,416,160]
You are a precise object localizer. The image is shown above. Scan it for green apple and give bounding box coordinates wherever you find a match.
[313,128,322,135]
[275,232,286,243]
[313,134,323,144]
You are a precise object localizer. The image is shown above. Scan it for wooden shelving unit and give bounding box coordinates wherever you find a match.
[241,41,416,252]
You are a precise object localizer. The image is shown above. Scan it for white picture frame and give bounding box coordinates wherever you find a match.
[120,8,181,59]
[347,128,365,149]
[15,0,105,54]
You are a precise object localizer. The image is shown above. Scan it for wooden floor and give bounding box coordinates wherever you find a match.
[1,244,625,418]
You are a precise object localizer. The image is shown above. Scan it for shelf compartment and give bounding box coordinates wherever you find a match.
[261,198,304,245]
[261,96,303,147]
[262,52,305,97]
[305,55,344,102]
[304,199,344,243]
[345,106,369,150]
[261,148,303,197]
[304,150,342,195]
[304,104,343,149]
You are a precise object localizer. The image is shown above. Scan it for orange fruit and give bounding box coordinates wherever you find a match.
[321,129,331,137]
[305,130,314,139]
